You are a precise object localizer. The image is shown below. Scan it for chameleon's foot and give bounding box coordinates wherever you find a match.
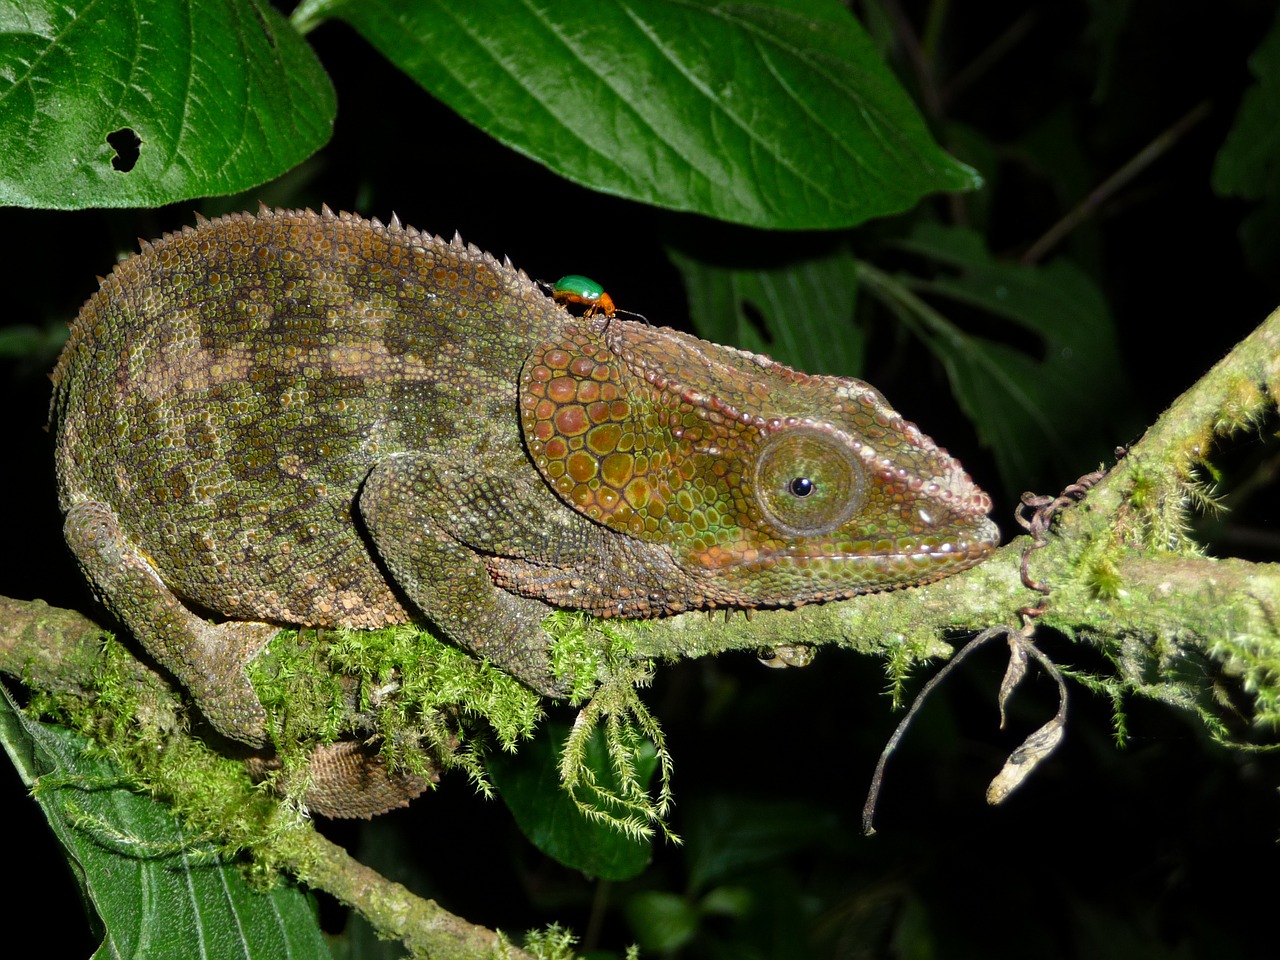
[187,619,279,747]
[64,500,277,747]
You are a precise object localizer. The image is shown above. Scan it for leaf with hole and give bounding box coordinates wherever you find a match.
[0,0,335,208]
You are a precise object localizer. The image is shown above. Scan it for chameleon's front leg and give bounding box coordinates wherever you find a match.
[63,501,277,746]
[359,454,572,697]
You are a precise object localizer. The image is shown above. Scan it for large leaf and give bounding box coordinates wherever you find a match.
[668,242,864,377]
[865,223,1129,490]
[486,720,653,882]
[0,0,335,208]
[302,0,978,228]
[0,686,331,960]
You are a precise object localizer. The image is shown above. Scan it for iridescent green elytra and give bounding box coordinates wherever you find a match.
[51,207,999,748]
[551,274,616,317]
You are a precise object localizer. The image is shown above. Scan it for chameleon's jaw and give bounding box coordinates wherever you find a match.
[700,514,1001,599]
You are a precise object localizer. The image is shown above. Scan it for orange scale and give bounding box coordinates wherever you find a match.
[543,348,572,370]
[553,404,590,437]
[601,452,634,487]
[548,376,578,404]
[623,477,651,509]
[566,451,598,483]
[587,425,621,457]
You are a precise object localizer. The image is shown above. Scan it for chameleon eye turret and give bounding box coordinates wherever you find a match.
[752,426,865,538]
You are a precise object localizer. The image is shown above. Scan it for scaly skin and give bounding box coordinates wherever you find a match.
[50,207,998,750]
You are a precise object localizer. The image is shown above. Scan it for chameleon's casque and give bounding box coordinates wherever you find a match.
[50,207,999,747]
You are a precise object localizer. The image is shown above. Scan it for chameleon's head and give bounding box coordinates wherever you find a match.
[520,322,999,606]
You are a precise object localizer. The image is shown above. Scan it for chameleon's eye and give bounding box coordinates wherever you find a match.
[753,427,864,536]
[788,477,815,498]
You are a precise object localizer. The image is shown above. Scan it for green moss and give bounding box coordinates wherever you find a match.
[521,923,581,959]
[1213,374,1265,435]
[544,609,640,703]
[879,631,947,709]
[32,609,676,863]
[247,623,547,803]
[32,636,303,861]
[1084,554,1123,600]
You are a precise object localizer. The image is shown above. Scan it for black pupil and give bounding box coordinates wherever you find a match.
[789,477,815,498]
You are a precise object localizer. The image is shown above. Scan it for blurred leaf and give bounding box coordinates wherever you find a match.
[0,0,335,208]
[865,223,1128,490]
[1212,7,1280,201]
[0,321,68,376]
[304,0,978,228]
[487,720,653,881]
[699,884,753,917]
[944,120,1000,233]
[683,795,841,895]
[0,685,331,960]
[668,243,863,377]
[1084,0,1135,102]
[1214,8,1280,274]
[1237,198,1280,275]
[624,891,699,953]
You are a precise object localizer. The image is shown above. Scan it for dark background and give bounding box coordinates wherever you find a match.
[4,2,1280,956]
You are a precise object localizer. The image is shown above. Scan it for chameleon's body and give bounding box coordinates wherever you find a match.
[51,207,998,749]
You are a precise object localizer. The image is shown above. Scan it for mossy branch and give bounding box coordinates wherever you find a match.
[5,307,1280,954]
[273,826,535,960]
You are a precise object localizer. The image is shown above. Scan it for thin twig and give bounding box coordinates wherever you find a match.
[862,625,1012,835]
[1021,101,1212,265]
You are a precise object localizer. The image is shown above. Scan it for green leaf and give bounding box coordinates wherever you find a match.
[0,0,335,209]
[305,0,977,228]
[486,720,653,882]
[1213,8,1280,274]
[624,891,700,953]
[1212,7,1280,201]
[0,685,332,960]
[668,242,864,376]
[863,223,1129,490]
[682,796,840,895]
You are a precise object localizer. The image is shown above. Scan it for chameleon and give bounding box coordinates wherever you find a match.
[50,206,1000,751]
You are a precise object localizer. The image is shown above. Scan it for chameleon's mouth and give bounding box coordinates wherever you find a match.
[714,516,1001,580]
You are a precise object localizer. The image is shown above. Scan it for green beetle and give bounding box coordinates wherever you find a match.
[550,274,616,318]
